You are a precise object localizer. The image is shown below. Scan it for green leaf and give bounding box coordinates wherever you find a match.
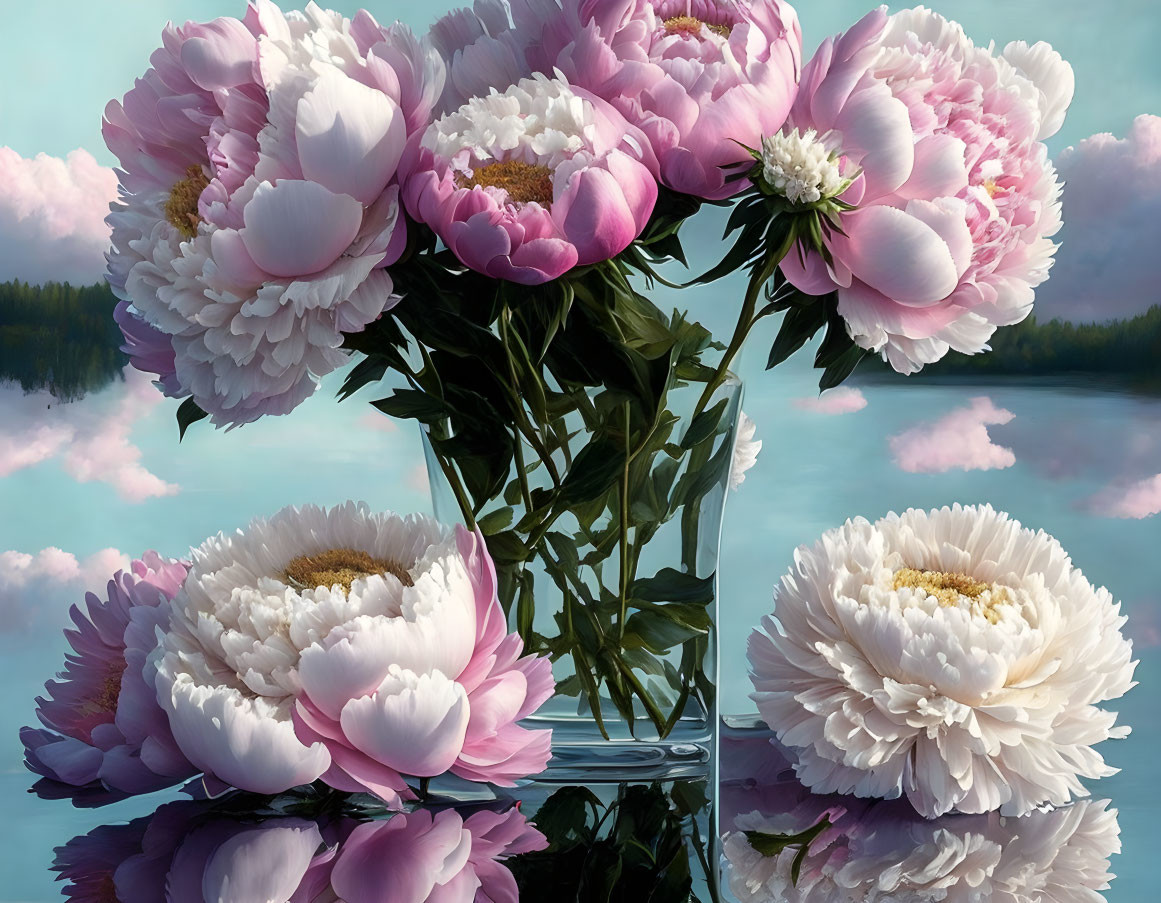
[532,786,603,847]
[680,398,727,449]
[767,301,829,370]
[476,506,514,535]
[177,397,208,440]
[337,354,389,401]
[560,438,626,506]
[371,389,448,423]
[818,343,867,390]
[545,531,581,574]
[515,568,535,639]
[684,217,764,286]
[486,530,530,565]
[630,568,715,605]
[622,610,707,653]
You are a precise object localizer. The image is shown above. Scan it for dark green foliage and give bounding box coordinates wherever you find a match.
[510,782,716,903]
[866,305,1161,388]
[340,239,740,739]
[743,817,833,886]
[0,280,127,399]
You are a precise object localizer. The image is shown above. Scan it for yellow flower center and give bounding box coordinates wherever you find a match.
[284,548,413,593]
[164,165,210,240]
[892,567,1010,624]
[458,161,555,206]
[983,178,1001,198]
[663,15,731,38]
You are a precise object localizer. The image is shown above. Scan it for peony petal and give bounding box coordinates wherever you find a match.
[240,180,363,278]
[161,679,330,795]
[330,812,472,903]
[833,84,915,200]
[555,166,638,266]
[830,206,960,306]
[339,668,470,777]
[296,69,407,206]
[780,246,840,296]
[201,823,323,903]
[896,134,969,202]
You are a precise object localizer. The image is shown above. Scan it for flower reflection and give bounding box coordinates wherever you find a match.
[720,725,1121,903]
[53,793,544,902]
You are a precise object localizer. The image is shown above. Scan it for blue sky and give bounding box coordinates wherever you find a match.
[2,0,1159,163]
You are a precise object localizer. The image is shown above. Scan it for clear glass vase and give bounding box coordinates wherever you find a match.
[423,376,741,783]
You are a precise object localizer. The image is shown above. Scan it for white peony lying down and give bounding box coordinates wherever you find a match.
[749,504,1138,819]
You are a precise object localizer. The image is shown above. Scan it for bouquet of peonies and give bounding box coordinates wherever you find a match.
[98,0,1073,744]
[22,0,1099,822]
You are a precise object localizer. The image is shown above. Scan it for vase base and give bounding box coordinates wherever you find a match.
[524,714,714,782]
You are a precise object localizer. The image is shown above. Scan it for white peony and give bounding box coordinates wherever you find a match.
[151,502,476,795]
[730,411,763,490]
[748,504,1137,818]
[724,796,1121,903]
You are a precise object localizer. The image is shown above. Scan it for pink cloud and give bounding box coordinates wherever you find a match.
[0,367,178,501]
[0,147,116,285]
[1088,473,1161,519]
[358,411,398,432]
[1039,115,1161,322]
[792,387,868,415]
[1124,599,1161,650]
[407,462,430,493]
[0,546,130,632]
[889,396,1016,473]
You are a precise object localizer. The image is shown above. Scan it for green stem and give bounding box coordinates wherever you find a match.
[512,431,533,513]
[618,403,631,643]
[499,307,562,489]
[692,224,798,418]
[434,450,477,530]
[688,802,721,903]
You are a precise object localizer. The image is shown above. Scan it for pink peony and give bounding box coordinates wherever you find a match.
[775,6,1070,373]
[55,798,544,903]
[325,806,548,902]
[293,524,555,797]
[105,1,444,425]
[21,553,197,796]
[149,503,552,801]
[539,0,803,200]
[402,73,658,284]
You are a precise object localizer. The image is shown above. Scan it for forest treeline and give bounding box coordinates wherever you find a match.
[2,280,1159,400]
[0,280,128,400]
[864,305,1161,388]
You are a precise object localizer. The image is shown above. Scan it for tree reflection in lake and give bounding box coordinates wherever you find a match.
[0,280,126,401]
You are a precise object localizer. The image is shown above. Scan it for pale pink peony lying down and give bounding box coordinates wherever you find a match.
[775,6,1071,373]
[149,503,553,803]
[293,522,556,795]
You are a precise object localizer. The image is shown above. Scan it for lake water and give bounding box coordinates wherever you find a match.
[0,306,1157,899]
